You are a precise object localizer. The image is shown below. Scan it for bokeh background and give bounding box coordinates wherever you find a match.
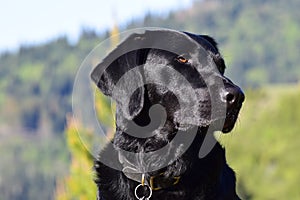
[1,0,300,199]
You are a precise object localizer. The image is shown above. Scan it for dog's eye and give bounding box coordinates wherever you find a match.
[176,56,189,64]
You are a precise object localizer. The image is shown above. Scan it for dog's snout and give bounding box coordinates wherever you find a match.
[222,84,245,107]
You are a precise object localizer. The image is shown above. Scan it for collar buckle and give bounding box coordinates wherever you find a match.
[149,173,181,191]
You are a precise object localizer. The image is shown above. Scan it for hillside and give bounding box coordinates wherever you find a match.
[1,0,300,135]
[135,0,300,86]
[221,84,300,199]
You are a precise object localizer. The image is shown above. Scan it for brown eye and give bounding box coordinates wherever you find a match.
[177,56,188,64]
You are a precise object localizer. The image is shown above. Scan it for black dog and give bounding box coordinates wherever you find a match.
[91,29,244,200]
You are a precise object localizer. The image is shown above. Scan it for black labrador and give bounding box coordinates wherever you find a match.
[91,29,245,200]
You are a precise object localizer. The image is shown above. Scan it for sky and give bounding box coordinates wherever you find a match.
[0,0,194,52]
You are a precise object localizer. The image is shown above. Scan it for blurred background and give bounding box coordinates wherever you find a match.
[1,0,300,199]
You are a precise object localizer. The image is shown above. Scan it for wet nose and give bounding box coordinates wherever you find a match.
[222,84,245,107]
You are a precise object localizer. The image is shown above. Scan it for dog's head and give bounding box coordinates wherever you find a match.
[91,29,244,138]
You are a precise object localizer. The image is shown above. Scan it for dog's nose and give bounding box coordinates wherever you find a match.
[222,84,245,107]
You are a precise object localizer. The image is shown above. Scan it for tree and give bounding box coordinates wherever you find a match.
[55,116,97,200]
[55,24,119,200]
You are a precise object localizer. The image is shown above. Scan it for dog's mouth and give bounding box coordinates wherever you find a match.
[221,107,242,133]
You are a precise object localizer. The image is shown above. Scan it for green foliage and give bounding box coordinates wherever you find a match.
[220,84,300,199]
[0,134,69,200]
[246,68,268,87]
[55,118,97,200]
[1,0,299,134]
[133,0,300,87]
[54,26,118,200]
[95,89,116,130]
[0,33,105,134]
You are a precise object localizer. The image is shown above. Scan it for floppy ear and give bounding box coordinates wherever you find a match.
[91,35,149,120]
[91,29,201,120]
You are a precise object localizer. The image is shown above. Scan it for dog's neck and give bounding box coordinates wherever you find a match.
[115,126,224,190]
[95,124,237,199]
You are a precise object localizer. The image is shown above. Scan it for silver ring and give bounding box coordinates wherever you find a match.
[134,184,152,200]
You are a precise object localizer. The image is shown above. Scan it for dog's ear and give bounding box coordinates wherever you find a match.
[183,32,219,54]
[200,35,219,51]
[91,34,150,120]
[91,29,199,120]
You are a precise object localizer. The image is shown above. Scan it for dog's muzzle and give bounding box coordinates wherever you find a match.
[221,81,245,133]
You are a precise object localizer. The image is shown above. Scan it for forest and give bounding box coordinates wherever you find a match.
[0,0,300,199]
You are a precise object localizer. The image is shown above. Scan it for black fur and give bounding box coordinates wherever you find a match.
[91,30,245,200]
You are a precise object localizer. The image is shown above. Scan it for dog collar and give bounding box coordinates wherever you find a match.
[149,172,181,191]
[122,170,181,191]
[119,152,181,191]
